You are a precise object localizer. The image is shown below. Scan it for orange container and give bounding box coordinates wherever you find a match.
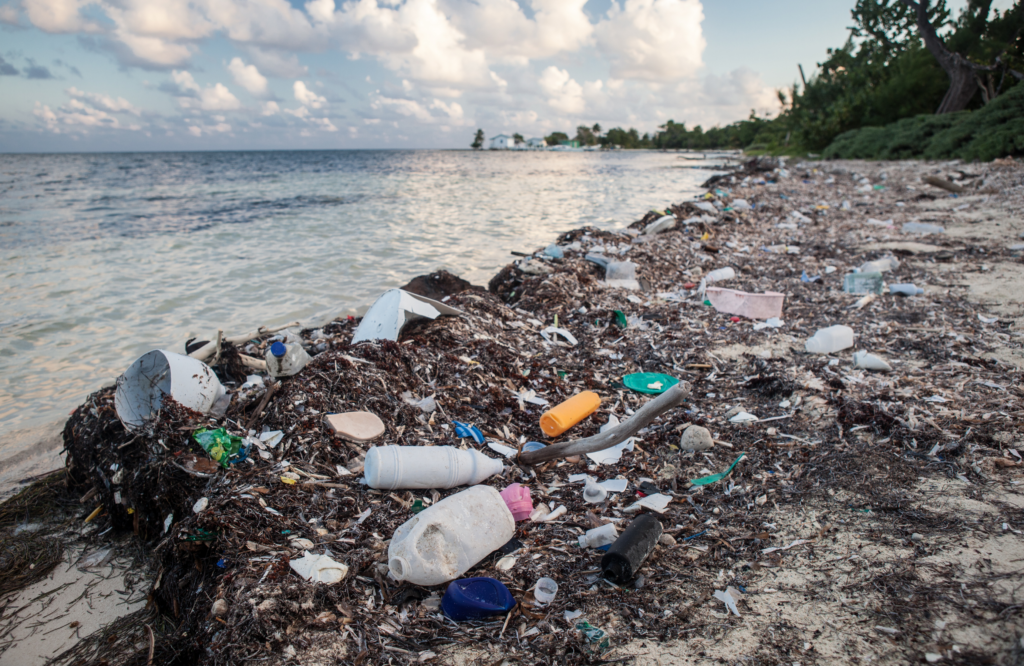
[540,391,601,437]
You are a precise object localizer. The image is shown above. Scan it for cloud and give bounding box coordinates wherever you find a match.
[0,56,18,76]
[24,58,55,79]
[32,89,146,134]
[293,80,326,108]
[228,57,268,96]
[595,0,706,81]
[244,47,308,78]
[67,86,142,114]
[168,70,242,110]
[538,66,584,114]
[23,0,103,33]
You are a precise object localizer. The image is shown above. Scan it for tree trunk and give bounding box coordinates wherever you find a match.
[900,0,980,113]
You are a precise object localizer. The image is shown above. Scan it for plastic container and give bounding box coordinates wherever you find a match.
[843,272,884,295]
[579,523,618,549]
[442,578,515,621]
[601,514,663,584]
[114,350,225,430]
[903,221,944,234]
[388,485,515,585]
[533,577,558,604]
[805,325,854,354]
[499,483,533,521]
[540,391,601,437]
[265,341,310,378]
[583,480,607,504]
[858,256,899,273]
[706,287,785,320]
[889,283,924,296]
[364,446,503,490]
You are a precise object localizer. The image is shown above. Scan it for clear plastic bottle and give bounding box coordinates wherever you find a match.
[265,341,310,377]
[578,523,619,549]
[805,325,854,354]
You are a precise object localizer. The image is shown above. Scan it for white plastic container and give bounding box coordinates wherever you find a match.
[265,341,310,377]
[578,523,618,549]
[805,325,854,354]
[115,350,225,430]
[534,577,558,604]
[364,446,503,490]
[582,480,608,504]
[388,485,514,585]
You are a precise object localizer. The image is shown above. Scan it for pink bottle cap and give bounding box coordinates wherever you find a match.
[499,483,533,522]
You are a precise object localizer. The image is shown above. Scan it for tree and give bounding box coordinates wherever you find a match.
[592,123,602,135]
[471,129,484,149]
[545,131,569,145]
[575,125,597,145]
[513,132,525,145]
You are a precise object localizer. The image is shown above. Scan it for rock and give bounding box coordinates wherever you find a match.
[211,599,229,618]
[911,533,923,543]
[680,425,714,451]
[659,533,677,546]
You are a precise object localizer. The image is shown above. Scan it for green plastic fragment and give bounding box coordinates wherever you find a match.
[623,372,679,395]
[703,299,712,306]
[193,427,249,469]
[690,453,747,486]
[557,370,566,379]
[411,499,426,514]
[613,310,627,329]
[183,528,218,542]
[576,621,610,652]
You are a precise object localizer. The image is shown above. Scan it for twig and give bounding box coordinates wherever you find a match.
[244,381,278,432]
[923,176,965,194]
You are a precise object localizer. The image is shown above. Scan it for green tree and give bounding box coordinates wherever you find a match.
[512,132,525,145]
[471,129,485,149]
[545,131,569,145]
[575,125,597,145]
[592,123,602,135]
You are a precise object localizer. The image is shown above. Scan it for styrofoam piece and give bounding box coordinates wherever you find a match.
[388,485,515,585]
[706,287,785,320]
[289,551,349,584]
[114,350,225,430]
[645,215,676,234]
[352,289,464,344]
[805,325,854,354]
[853,350,892,372]
[364,446,503,490]
[324,412,385,442]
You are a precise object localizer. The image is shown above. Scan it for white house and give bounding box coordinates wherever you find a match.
[489,134,516,150]
[527,137,547,148]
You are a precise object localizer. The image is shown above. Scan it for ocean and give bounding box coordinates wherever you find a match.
[0,149,725,492]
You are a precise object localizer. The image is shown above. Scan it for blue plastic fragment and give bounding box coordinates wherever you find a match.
[442,577,516,621]
[522,441,546,453]
[452,421,484,445]
[683,529,708,541]
[801,270,821,283]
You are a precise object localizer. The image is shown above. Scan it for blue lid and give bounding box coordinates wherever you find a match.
[442,577,515,621]
[270,341,286,358]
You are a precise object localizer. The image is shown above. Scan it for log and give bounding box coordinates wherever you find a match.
[519,381,691,465]
[923,175,966,194]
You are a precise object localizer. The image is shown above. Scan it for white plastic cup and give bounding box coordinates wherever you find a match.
[583,480,608,504]
[534,577,558,604]
[115,350,225,430]
[364,446,503,490]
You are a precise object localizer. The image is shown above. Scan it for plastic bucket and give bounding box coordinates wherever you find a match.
[114,350,225,430]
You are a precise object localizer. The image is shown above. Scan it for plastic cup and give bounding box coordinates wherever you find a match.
[534,577,558,604]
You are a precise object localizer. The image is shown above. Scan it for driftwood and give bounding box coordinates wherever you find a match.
[189,321,301,361]
[519,381,692,465]
[923,175,966,194]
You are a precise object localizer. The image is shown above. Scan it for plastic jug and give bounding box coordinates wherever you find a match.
[442,578,515,621]
[805,325,854,354]
[499,483,533,521]
[265,341,310,378]
[601,514,663,584]
[540,391,601,437]
[364,446,503,490]
[579,523,618,549]
[388,485,515,585]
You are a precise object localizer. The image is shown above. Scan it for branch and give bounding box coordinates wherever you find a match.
[519,381,692,465]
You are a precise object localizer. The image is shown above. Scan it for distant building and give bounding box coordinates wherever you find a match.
[489,134,515,150]
[527,137,546,148]
[559,139,581,148]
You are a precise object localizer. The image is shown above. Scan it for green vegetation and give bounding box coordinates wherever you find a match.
[544,131,569,146]
[471,129,484,149]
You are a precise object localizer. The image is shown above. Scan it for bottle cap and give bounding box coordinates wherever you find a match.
[270,341,287,358]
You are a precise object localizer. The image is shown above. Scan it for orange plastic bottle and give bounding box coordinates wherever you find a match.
[540,391,601,437]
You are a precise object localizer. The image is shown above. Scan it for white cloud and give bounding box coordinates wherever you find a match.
[261,100,281,115]
[538,66,584,114]
[169,72,242,111]
[23,0,102,32]
[66,87,142,115]
[228,57,268,96]
[245,47,308,78]
[293,80,326,108]
[595,0,706,81]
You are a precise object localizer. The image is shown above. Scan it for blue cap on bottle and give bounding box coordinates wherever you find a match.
[270,341,287,358]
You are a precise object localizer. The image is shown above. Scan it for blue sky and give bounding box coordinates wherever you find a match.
[0,0,1002,151]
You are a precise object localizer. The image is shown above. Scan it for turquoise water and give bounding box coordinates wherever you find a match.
[0,149,721,487]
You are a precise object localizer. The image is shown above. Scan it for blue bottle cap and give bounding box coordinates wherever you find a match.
[270,341,287,358]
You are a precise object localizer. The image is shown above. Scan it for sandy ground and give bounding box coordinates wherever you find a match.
[0,421,65,499]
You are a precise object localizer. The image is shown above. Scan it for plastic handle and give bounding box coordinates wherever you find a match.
[539,391,601,437]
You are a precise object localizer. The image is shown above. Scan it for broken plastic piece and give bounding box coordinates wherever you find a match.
[853,351,892,372]
[843,272,884,295]
[706,288,785,320]
[586,414,635,464]
[193,428,250,469]
[533,577,558,604]
[623,372,679,395]
[324,412,385,443]
[713,587,742,616]
[452,421,485,444]
[690,453,747,486]
[351,289,464,344]
[289,551,349,584]
[499,483,533,521]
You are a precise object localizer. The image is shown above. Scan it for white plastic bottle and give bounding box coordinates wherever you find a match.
[699,267,735,294]
[364,446,503,490]
[388,485,515,585]
[578,523,618,549]
[265,341,310,377]
[805,325,854,354]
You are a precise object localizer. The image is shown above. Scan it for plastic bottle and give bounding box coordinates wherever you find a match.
[857,256,899,273]
[364,446,503,490]
[540,391,601,437]
[698,267,735,294]
[442,578,515,621]
[265,341,310,378]
[578,523,618,549]
[889,283,924,296]
[805,325,854,354]
[499,483,533,521]
[389,485,514,585]
[842,272,884,295]
[601,514,663,584]
[582,479,608,504]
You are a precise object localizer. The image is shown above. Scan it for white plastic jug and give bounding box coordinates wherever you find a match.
[265,341,310,377]
[364,446,503,490]
[805,325,854,354]
[388,485,514,585]
[579,523,618,549]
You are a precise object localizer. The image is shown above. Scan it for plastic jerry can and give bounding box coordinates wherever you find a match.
[364,446,503,490]
[442,577,515,621]
[388,485,515,585]
[265,341,310,377]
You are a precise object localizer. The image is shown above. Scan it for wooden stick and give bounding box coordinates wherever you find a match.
[244,381,278,432]
[519,381,691,465]
[923,175,965,194]
[238,354,268,371]
[189,321,302,361]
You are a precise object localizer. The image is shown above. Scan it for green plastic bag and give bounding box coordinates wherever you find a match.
[192,428,249,468]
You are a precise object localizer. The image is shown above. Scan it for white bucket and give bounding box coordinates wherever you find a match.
[114,350,225,430]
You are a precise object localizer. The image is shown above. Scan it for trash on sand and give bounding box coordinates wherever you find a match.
[540,326,578,346]
[801,270,821,283]
[539,504,567,522]
[543,244,564,258]
[453,421,485,444]
[193,428,250,468]
[853,351,892,372]
[728,411,758,423]
[602,514,663,584]
[761,539,812,554]
[192,497,209,513]
[858,256,899,273]
[576,621,611,652]
[289,551,349,584]
[364,446,503,490]
[624,493,672,514]
[680,425,714,451]
[903,221,944,234]
[265,341,310,378]
[115,350,226,430]
[388,485,514,586]
[583,479,608,503]
[752,317,784,331]
[623,372,679,394]
[564,610,583,622]
[500,483,533,521]
[843,272,884,295]
[889,283,923,296]
[706,287,785,320]
[442,577,515,621]
[697,267,735,294]
[533,577,559,604]
[401,392,436,413]
[79,548,114,569]
[259,430,284,448]
[324,411,385,443]
[579,523,618,549]
[713,587,742,617]
[540,391,601,437]
[805,325,854,354]
[586,414,635,464]
[978,314,998,324]
[351,289,464,344]
[691,453,747,486]
[605,261,641,290]
[487,441,518,458]
[645,214,676,235]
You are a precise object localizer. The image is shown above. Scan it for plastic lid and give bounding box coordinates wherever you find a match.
[442,578,515,621]
[623,373,679,395]
[270,341,287,358]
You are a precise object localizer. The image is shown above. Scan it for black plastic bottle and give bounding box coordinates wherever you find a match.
[600,513,663,584]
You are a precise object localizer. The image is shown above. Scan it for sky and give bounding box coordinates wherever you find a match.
[0,0,1000,151]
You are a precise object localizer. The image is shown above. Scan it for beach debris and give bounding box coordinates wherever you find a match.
[691,453,747,486]
[401,391,436,413]
[584,414,635,464]
[115,350,225,430]
[582,479,608,503]
[452,421,485,443]
[265,341,310,378]
[889,283,924,296]
[364,446,503,490]
[324,411,385,442]
[579,523,619,549]
[805,325,854,354]
[858,256,899,273]
[533,577,559,604]
[192,497,209,514]
[351,288,463,344]
[540,391,601,437]
[903,221,944,234]
[601,514,663,583]
[289,551,349,584]
[193,428,250,468]
[441,578,515,621]
[605,261,641,290]
[499,483,533,521]
[680,425,714,451]
[753,317,784,330]
[728,411,759,423]
[853,350,893,372]
[843,272,884,294]
[697,267,735,294]
[706,287,785,320]
[645,214,677,234]
[623,372,679,394]
[540,326,578,346]
[713,587,743,617]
